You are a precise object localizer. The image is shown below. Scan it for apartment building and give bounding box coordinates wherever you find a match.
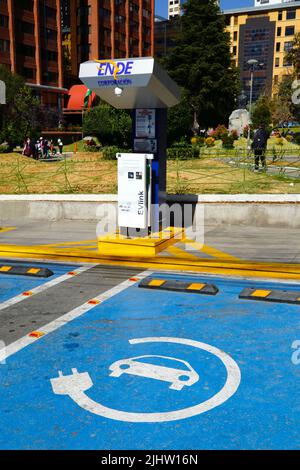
[168,0,181,19]
[68,0,155,79]
[0,0,66,108]
[154,14,181,58]
[225,0,300,101]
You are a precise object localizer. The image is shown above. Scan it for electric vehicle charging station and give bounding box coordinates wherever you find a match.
[79,57,181,256]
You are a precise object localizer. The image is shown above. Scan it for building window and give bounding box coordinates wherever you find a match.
[278,11,283,21]
[285,26,295,36]
[277,27,282,37]
[275,57,280,68]
[284,41,293,52]
[287,10,296,20]
[276,42,280,52]
[0,15,8,28]
[0,39,10,53]
[18,0,33,11]
[233,31,238,41]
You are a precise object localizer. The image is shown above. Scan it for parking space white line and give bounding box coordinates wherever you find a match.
[1,270,151,361]
[0,264,95,312]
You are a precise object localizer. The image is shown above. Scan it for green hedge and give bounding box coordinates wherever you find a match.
[101,145,200,161]
[102,146,132,160]
[0,143,10,154]
[167,145,200,160]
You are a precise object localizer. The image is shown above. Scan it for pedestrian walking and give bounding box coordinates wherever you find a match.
[43,138,49,158]
[252,124,269,171]
[58,138,63,155]
[22,138,34,158]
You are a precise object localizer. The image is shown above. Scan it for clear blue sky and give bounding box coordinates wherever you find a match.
[155,1,253,18]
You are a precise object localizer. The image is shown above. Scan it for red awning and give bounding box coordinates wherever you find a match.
[66,84,95,110]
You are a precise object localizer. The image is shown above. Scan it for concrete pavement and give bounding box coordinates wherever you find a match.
[0,218,299,263]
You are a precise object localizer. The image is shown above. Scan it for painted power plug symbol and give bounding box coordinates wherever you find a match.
[51,369,93,395]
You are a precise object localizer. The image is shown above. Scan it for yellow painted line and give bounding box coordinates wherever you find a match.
[0,244,300,280]
[183,239,240,262]
[251,289,272,298]
[0,227,16,234]
[166,245,203,261]
[41,240,98,247]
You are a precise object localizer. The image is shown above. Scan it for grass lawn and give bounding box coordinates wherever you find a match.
[1,150,300,194]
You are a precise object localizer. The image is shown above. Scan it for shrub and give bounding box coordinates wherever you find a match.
[102,146,132,160]
[0,143,10,153]
[211,124,228,141]
[231,129,239,141]
[221,133,235,149]
[205,137,215,147]
[275,137,284,146]
[83,144,100,152]
[167,145,200,160]
[294,133,300,146]
[191,136,205,147]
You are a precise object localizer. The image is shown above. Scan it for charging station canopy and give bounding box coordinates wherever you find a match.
[79,57,181,109]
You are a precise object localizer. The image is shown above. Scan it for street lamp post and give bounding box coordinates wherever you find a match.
[247,59,258,149]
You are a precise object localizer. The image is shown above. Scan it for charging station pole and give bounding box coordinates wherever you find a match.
[132,107,167,234]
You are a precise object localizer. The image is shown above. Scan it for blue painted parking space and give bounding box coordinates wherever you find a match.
[1,272,300,450]
[0,261,78,303]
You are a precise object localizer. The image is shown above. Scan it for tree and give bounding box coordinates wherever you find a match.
[167,90,194,145]
[272,75,295,126]
[285,33,300,77]
[251,95,272,129]
[164,0,239,129]
[83,104,132,147]
[0,65,42,147]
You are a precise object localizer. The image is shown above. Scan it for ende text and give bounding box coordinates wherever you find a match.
[98,61,134,77]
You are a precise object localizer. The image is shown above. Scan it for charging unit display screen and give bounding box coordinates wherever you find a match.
[117,154,152,230]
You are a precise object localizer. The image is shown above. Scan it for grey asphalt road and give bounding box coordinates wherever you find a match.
[0,262,140,345]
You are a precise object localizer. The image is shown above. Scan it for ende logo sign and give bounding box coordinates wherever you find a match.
[96,59,134,79]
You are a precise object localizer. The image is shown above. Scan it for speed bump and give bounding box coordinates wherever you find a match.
[239,287,300,305]
[0,265,53,278]
[139,278,219,295]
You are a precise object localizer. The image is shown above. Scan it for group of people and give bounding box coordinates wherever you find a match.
[22,137,64,160]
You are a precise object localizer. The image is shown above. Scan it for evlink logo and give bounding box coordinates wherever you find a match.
[95,59,134,79]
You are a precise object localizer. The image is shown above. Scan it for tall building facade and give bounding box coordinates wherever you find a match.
[168,0,181,19]
[154,15,181,58]
[0,0,66,108]
[68,0,155,80]
[225,1,300,102]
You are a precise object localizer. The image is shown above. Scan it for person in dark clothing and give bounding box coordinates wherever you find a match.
[252,124,270,171]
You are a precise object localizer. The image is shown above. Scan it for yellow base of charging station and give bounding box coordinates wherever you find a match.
[98,227,184,258]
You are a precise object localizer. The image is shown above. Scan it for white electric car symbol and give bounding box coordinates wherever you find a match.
[109,355,199,391]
